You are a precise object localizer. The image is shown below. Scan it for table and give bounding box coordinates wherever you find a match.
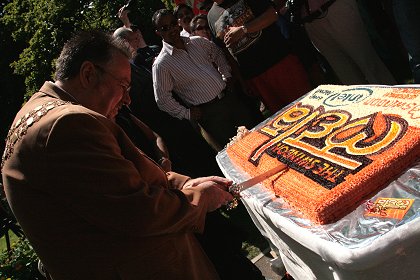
[217,150,420,280]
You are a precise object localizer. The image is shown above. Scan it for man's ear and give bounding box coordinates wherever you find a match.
[79,61,97,88]
[155,29,161,37]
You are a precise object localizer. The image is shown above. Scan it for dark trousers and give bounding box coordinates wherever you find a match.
[198,90,263,149]
[393,0,420,83]
[196,211,265,280]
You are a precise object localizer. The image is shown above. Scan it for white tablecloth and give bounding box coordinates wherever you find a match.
[217,150,420,280]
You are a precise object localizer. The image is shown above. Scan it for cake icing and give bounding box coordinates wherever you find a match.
[226,85,420,224]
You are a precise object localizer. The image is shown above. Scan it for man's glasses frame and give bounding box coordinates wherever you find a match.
[93,64,131,94]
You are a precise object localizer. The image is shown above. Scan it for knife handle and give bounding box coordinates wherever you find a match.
[226,184,242,210]
[228,184,244,197]
[226,197,239,210]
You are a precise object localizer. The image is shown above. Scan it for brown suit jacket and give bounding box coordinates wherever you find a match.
[2,82,219,280]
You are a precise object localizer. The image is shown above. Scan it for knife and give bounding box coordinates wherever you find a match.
[228,163,288,198]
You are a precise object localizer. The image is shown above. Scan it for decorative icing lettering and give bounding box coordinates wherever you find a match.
[408,105,420,119]
[383,92,417,100]
[250,103,408,189]
[363,97,417,111]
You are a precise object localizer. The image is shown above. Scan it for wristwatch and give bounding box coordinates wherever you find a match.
[241,25,248,34]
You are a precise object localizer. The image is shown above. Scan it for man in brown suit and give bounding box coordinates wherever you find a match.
[1,30,233,280]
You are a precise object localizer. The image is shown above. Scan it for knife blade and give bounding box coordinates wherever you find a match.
[229,163,288,196]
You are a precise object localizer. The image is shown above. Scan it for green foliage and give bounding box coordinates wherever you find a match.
[1,0,126,99]
[162,0,176,10]
[0,238,44,280]
[1,0,171,101]
[0,0,26,158]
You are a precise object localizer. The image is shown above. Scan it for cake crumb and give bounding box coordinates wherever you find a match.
[227,126,250,147]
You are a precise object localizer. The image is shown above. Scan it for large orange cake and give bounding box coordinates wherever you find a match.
[226,85,420,224]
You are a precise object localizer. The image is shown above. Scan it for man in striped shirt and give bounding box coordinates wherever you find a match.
[152,9,260,150]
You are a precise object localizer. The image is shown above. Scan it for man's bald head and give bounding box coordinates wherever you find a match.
[113,27,133,40]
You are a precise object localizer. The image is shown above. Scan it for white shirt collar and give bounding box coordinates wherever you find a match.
[162,36,190,56]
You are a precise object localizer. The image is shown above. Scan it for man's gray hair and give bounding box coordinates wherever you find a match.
[113,27,133,40]
[55,30,132,81]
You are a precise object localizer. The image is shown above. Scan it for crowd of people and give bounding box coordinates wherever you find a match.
[1,0,419,280]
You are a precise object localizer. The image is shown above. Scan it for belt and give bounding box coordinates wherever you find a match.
[301,0,336,23]
[198,89,227,107]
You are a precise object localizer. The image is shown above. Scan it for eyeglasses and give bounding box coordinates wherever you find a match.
[93,64,131,94]
[195,25,210,31]
[156,20,179,32]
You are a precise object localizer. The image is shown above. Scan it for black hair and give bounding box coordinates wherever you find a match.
[190,14,208,33]
[152,9,174,29]
[173,3,193,19]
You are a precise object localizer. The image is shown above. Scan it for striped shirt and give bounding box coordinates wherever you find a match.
[152,36,232,120]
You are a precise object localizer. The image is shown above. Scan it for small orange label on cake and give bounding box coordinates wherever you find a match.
[365,197,414,220]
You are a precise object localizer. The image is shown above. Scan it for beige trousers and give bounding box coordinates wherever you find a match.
[304,0,396,85]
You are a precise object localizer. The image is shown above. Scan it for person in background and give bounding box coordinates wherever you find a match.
[110,26,171,170]
[285,0,396,85]
[115,105,172,171]
[207,0,312,115]
[113,26,142,51]
[130,24,162,70]
[1,30,233,280]
[190,14,212,40]
[272,0,338,87]
[190,12,265,122]
[174,3,195,37]
[152,9,261,150]
[117,0,165,46]
[392,0,420,83]
[113,26,265,280]
[174,0,212,14]
[117,8,162,70]
[112,25,225,177]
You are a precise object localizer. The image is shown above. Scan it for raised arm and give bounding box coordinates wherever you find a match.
[127,112,172,171]
[118,6,132,28]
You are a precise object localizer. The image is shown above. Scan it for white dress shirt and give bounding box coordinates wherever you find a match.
[180,28,191,37]
[152,36,232,120]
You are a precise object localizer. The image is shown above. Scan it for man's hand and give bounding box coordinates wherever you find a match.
[118,7,131,28]
[183,176,234,212]
[183,176,232,190]
[224,26,246,48]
